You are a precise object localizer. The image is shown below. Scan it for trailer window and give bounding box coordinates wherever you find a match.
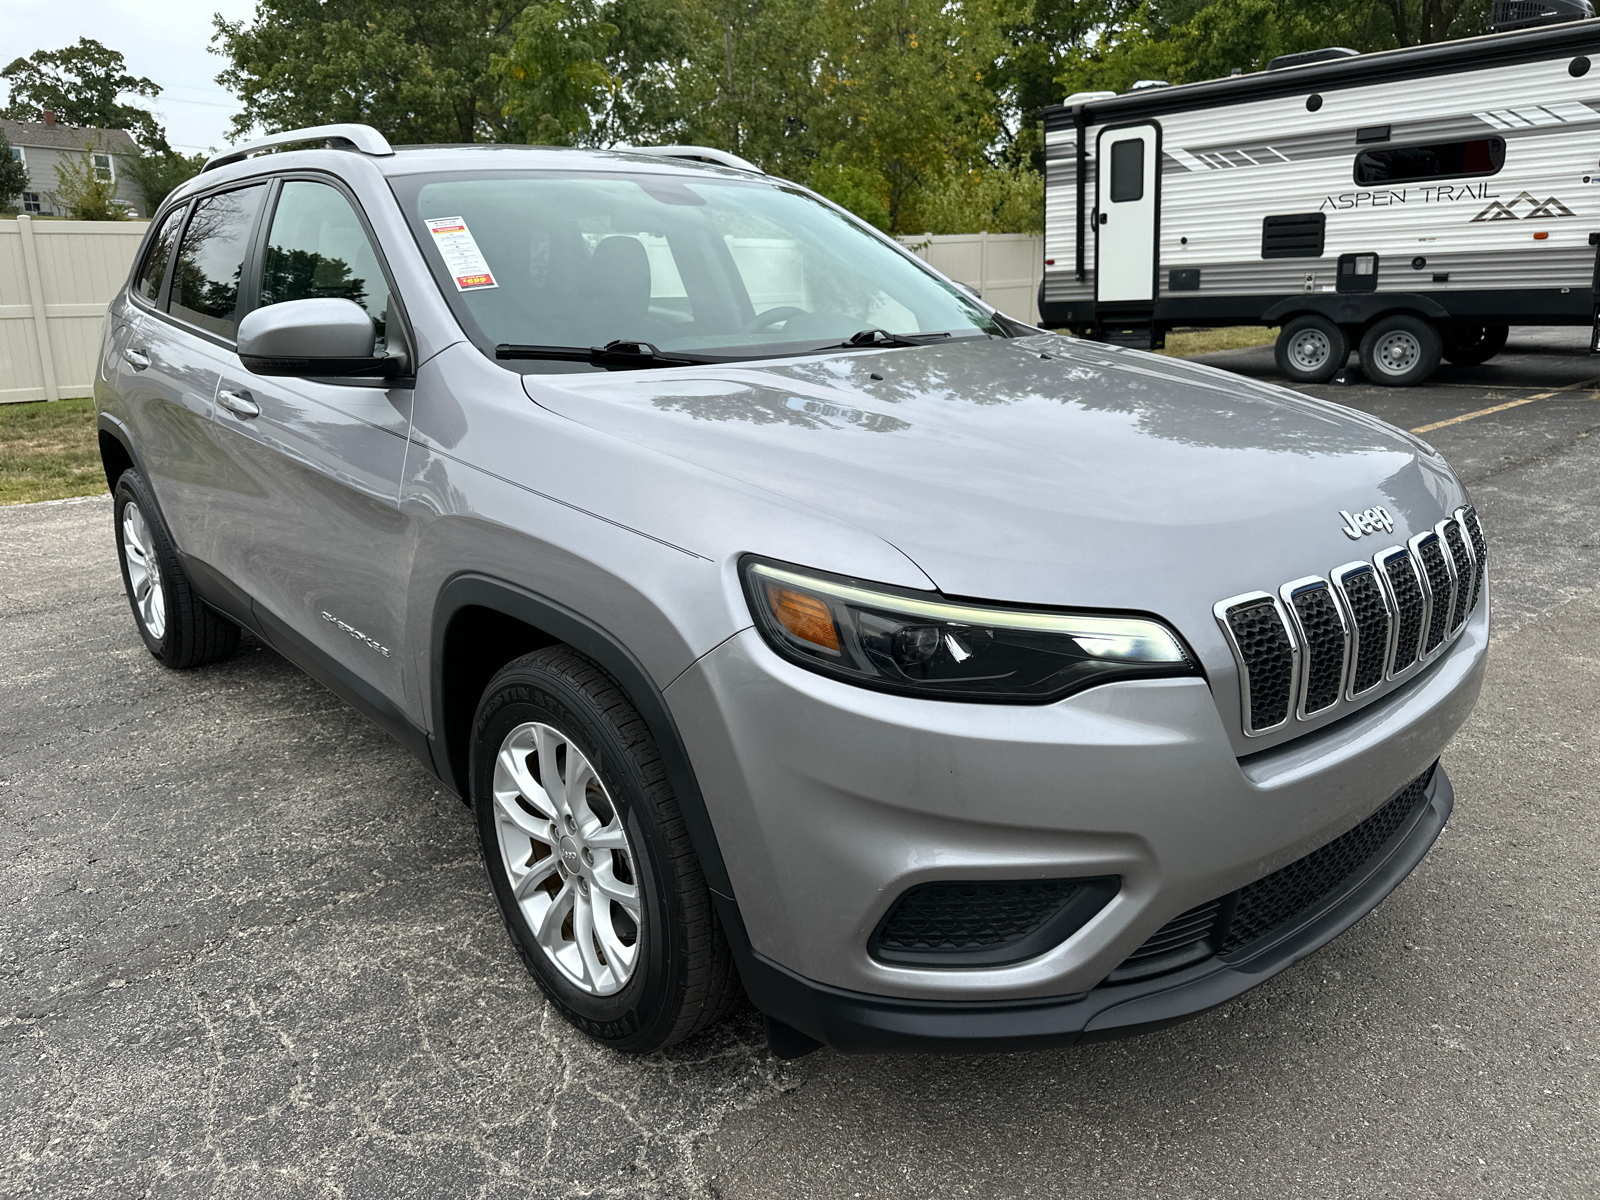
[1110,139,1145,202]
[1353,136,1505,185]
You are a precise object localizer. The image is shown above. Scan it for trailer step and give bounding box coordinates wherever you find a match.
[1096,323,1160,350]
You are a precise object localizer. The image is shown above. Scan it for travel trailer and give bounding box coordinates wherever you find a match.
[1040,21,1600,385]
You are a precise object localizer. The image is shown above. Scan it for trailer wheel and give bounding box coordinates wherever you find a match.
[1442,324,1508,367]
[1359,314,1441,387]
[1275,315,1349,384]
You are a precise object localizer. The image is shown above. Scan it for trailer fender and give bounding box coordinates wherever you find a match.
[1261,293,1450,328]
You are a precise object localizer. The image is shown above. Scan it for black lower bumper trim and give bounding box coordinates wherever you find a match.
[719,766,1453,1054]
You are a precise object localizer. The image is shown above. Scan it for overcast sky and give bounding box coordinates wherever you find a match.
[1,0,259,153]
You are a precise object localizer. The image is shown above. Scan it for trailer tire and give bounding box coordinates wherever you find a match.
[1359,314,1441,387]
[1275,315,1349,383]
[1442,324,1508,367]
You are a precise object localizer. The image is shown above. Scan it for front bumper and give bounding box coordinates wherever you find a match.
[722,764,1451,1053]
[664,594,1484,1046]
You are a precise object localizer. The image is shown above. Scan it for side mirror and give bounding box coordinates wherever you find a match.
[237,297,400,377]
[953,281,984,303]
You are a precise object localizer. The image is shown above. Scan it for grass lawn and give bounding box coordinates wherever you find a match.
[0,396,107,505]
[1157,326,1277,357]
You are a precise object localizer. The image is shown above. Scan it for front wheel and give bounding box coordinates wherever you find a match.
[470,647,741,1052]
[113,470,239,668]
[1359,314,1442,387]
[1275,315,1349,384]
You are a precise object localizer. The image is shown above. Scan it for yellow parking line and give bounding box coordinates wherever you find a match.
[1411,376,1600,434]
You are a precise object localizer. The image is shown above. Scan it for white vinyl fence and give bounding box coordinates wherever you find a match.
[0,216,149,403]
[0,218,1045,405]
[897,232,1044,326]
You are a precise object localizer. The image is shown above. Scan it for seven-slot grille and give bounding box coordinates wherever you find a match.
[1216,508,1485,737]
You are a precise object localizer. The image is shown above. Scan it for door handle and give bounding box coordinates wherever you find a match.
[217,388,260,419]
[1098,212,1108,226]
[122,347,150,370]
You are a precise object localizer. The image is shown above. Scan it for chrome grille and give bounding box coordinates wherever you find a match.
[1440,519,1473,634]
[1412,532,1454,654]
[1331,563,1389,697]
[1216,594,1297,735]
[1377,546,1426,674]
[1461,506,1488,616]
[1283,580,1347,718]
[1217,509,1483,737]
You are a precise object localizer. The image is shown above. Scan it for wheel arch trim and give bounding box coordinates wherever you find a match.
[1262,292,1450,327]
[430,572,736,898]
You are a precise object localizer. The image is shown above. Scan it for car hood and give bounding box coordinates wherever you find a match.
[522,333,1464,613]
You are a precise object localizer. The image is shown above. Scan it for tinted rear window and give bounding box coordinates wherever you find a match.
[169,185,267,339]
[1354,137,1505,185]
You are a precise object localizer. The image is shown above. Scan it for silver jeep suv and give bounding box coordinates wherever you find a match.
[96,124,1487,1056]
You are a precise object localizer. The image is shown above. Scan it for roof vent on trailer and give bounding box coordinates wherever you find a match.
[1489,0,1594,31]
[1128,79,1171,90]
[1266,46,1360,70]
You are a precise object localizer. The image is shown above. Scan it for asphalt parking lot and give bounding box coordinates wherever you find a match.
[3,330,1598,1199]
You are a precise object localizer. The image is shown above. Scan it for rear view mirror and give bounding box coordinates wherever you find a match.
[237,297,401,377]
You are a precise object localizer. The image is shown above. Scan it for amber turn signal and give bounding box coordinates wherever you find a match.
[1534,231,1549,240]
[765,584,840,651]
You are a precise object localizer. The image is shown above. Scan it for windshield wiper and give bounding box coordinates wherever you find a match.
[495,339,713,368]
[841,328,954,349]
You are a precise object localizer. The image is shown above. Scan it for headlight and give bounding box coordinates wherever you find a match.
[741,559,1197,702]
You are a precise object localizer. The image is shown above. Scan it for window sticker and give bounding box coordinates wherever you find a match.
[425,216,498,291]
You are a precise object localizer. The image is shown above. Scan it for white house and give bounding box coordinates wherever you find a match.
[3,112,146,218]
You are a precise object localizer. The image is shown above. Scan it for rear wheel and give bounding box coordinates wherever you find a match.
[1274,315,1349,384]
[1359,314,1442,387]
[1442,323,1508,366]
[471,646,741,1052]
[113,470,240,668]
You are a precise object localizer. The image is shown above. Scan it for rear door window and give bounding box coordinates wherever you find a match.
[169,184,268,339]
[258,181,391,351]
[133,206,185,305]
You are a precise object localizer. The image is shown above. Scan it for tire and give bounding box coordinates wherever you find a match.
[113,470,240,668]
[1358,314,1442,387]
[1442,323,1508,367]
[470,646,741,1052]
[1274,315,1349,384]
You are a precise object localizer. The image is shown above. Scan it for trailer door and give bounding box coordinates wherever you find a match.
[1095,124,1159,304]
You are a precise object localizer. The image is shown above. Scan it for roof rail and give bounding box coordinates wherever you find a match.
[202,123,394,173]
[624,144,762,173]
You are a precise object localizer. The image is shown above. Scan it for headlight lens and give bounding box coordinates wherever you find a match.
[742,559,1197,702]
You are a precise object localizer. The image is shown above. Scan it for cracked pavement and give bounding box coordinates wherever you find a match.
[3,331,1598,1198]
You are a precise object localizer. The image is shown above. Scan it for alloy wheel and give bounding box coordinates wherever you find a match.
[491,721,642,996]
[121,501,166,640]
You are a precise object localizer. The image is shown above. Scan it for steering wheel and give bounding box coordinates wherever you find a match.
[743,306,808,334]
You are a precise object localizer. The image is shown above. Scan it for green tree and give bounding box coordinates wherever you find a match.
[491,0,617,144]
[51,140,130,220]
[124,146,206,213]
[1,39,167,149]
[0,128,28,214]
[214,0,537,144]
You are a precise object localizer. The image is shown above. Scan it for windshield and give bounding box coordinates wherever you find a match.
[390,169,1002,368]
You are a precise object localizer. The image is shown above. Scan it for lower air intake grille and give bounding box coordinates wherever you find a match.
[1221,762,1435,953]
[1463,508,1487,613]
[1288,583,1345,715]
[1224,598,1295,732]
[1338,567,1390,694]
[1415,534,1453,653]
[1111,763,1437,980]
[870,876,1117,966]
[1380,549,1425,673]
